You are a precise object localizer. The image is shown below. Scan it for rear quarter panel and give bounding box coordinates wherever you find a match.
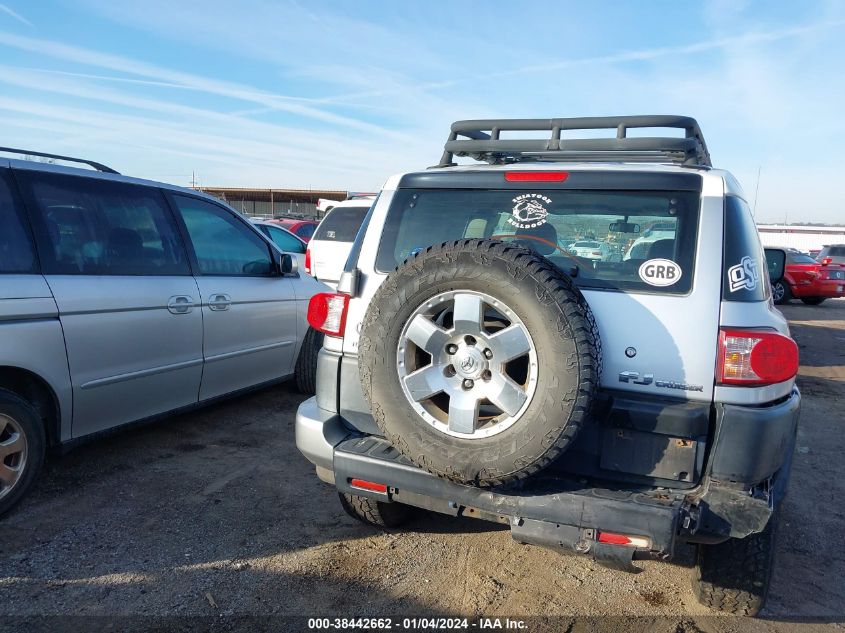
[0,275,73,441]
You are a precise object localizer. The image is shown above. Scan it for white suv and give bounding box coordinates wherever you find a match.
[306,196,375,289]
[296,116,800,616]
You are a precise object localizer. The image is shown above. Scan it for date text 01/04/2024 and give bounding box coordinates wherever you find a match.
[307,617,528,630]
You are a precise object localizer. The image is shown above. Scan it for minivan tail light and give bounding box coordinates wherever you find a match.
[821,257,832,265]
[304,247,312,275]
[307,293,349,337]
[717,328,799,386]
[504,171,569,182]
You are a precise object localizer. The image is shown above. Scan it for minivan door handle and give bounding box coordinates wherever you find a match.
[167,295,194,315]
[207,293,231,311]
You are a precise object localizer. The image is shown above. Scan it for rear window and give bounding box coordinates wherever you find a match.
[314,205,369,242]
[0,171,37,273]
[826,246,845,256]
[722,196,768,302]
[376,189,700,294]
[294,223,316,239]
[787,253,817,265]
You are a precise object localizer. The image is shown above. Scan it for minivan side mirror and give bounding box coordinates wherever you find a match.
[278,253,298,276]
[764,248,786,284]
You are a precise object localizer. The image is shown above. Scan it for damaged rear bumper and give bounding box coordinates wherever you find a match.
[294,387,800,571]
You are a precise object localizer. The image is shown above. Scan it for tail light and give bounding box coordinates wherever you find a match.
[307,292,349,337]
[717,328,799,386]
[821,257,832,265]
[592,251,602,256]
[304,247,312,275]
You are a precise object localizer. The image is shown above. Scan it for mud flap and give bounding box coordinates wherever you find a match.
[592,542,641,573]
[509,517,642,573]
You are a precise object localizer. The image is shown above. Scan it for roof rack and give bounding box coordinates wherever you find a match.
[437,116,711,168]
[0,146,120,174]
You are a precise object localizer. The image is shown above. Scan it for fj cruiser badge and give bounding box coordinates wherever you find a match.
[638,258,682,286]
[619,371,703,392]
[728,255,759,292]
[507,193,551,229]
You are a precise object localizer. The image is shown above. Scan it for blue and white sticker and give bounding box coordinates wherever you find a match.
[639,258,682,286]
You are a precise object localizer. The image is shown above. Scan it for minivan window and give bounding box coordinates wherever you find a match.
[0,172,37,273]
[313,205,370,242]
[21,172,189,276]
[173,195,272,276]
[376,189,700,294]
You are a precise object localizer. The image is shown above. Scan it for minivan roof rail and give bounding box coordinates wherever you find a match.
[0,146,120,174]
[437,116,711,168]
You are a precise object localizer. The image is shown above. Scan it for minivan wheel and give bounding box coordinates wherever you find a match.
[0,389,46,518]
[295,327,324,394]
[692,515,777,616]
[359,239,600,487]
[772,281,791,305]
[338,493,413,529]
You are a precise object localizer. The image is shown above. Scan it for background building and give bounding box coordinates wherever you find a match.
[757,224,845,254]
[198,186,347,219]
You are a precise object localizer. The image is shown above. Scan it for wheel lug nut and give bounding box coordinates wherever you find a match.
[462,379,474,389]
[446,344,458,355]
[483,348,493,359]
[481,370,492,381]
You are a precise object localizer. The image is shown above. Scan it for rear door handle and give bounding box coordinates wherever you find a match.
[208,293,231,311]
[167,295,194,315]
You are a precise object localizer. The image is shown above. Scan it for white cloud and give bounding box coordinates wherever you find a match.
[0,31,403,138]
[0,4,31,27]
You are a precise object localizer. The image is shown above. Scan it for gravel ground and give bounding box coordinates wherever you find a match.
[1,300,844,631]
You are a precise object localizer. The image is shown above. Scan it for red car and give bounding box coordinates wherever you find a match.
[271,219,319,243]
[772,250,845,305]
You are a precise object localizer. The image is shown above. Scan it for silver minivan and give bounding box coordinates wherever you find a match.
[0,150,325,517]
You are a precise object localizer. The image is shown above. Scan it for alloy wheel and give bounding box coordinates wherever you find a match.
[396,290,538,438]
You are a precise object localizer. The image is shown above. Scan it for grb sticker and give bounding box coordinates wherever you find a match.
[727,255,759,292]
[507,193,551,229]
[639,259,682,287]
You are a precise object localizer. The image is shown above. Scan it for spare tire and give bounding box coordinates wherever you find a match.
[359,239,600,487]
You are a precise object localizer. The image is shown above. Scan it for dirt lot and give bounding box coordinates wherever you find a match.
[1,300,844,630]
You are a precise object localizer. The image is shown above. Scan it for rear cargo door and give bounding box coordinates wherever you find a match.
[357,171,723,403]
[310,204,370,287]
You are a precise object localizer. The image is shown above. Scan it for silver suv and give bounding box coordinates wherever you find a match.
[0,148,325,517]
[296,117,801,616]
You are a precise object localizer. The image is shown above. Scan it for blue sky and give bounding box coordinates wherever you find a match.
[0,0,843,223]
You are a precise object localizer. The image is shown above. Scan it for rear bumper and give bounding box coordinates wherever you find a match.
[295,388,800,565]
[791,279,845,298]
